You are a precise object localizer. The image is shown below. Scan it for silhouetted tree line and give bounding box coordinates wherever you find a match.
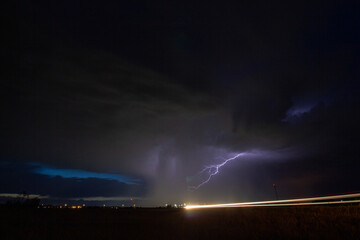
[2,191,40,208]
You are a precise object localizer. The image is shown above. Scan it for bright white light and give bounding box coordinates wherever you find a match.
[185,193,360,209]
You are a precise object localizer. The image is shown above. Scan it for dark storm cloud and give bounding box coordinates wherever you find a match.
[2,46,225,204]
[2,1,360,204]
[2,47,218,169]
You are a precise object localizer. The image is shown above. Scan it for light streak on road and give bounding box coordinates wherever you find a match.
[185,193,360,210]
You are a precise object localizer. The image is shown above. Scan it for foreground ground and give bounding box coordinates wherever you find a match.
[0,206,359,239]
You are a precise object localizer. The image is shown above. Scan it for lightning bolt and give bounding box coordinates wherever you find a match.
[188,152,247,191]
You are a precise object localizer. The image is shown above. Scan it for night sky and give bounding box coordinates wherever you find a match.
[2,1,360,206]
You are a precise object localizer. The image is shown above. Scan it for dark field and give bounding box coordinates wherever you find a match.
[1,206,359,240]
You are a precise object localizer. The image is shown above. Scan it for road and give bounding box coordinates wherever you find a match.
[185,192,360,209]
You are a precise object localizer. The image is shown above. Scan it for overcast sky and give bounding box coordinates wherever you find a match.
[1,1,360,206]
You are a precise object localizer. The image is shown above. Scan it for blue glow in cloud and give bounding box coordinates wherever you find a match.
[283,105,314,120]
[31,163,141,185]
[283,95,331,122]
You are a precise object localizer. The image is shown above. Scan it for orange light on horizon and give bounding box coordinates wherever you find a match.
[70,206,82,209]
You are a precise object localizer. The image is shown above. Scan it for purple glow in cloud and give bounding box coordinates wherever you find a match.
[188,152,250,191]
[282,95,331,122]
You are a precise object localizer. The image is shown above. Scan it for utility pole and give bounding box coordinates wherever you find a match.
[273,184,279,200]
